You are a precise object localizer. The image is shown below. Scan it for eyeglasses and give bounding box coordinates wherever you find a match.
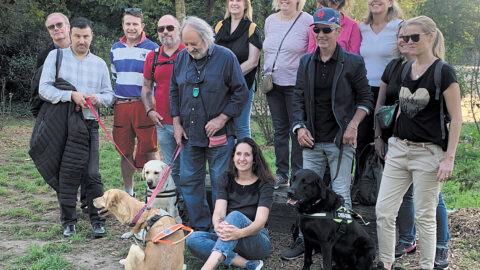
[398,33,426,43]
[313,26,338,34]
[124,8,142,13]
[157,25,175,33]
[47,22,63,31]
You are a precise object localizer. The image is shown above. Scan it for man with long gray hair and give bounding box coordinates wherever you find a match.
[170,16,248,231]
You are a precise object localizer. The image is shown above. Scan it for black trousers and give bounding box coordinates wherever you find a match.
[57,120,105,227]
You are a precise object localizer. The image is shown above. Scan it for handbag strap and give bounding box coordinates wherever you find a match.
[270,12,303,74]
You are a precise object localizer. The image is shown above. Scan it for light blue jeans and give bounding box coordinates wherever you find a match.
[303,143,355,209]
[234,81,254,139]
[156,124,180,186]
[179,137,234,230]
[397,185,450,248]
[186,211,272,265]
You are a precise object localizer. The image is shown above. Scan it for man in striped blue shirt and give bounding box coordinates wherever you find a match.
[110,8,160,197]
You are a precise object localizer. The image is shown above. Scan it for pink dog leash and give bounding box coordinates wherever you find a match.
[129,144,182,227]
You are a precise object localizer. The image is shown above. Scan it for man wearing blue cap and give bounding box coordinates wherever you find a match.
[282,8,374,260]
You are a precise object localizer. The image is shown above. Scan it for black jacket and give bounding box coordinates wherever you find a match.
[29,101,90,193]
[292,45,374,148]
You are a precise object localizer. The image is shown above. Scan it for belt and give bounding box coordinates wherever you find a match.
[115,97,141,104]
[397,138,435,155]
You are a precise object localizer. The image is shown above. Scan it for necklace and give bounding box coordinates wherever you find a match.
[412,60,435,80]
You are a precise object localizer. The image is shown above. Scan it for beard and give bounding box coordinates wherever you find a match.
[188,47,208,60]
[160,35,179,48]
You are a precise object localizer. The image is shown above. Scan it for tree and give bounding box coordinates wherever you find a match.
[175,0,185,23]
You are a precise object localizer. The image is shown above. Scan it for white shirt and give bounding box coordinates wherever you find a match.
[360,19,402,87]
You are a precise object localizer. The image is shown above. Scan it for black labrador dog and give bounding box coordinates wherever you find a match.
[287,169,375,270]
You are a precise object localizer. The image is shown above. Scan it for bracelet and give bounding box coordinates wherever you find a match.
[374,135,382,140]
[146,108,155,117]
[347,124,358,130]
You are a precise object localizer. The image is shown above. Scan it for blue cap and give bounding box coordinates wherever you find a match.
[311,8,341,26]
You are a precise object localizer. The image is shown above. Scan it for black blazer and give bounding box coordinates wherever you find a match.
[292,45,374,148]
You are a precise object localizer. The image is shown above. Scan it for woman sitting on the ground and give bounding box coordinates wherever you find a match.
[186,137,274,270]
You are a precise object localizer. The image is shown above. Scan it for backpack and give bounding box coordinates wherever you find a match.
[150,48,175,79]
[401,59,449,139]
[351,143,383,206]
[30,49,63,117]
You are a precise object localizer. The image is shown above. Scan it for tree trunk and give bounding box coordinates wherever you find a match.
[175,0,186,24]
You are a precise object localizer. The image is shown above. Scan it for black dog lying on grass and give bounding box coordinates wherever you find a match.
[287,169,376,270]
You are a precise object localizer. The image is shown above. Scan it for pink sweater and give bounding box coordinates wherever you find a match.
[307,13,361,54]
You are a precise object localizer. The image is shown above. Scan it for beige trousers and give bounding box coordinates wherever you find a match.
[376,137,444,269]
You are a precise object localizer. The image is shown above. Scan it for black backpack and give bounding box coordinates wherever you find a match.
[150,48,175,79]
[351,143,384,206]
[30,49,63,117]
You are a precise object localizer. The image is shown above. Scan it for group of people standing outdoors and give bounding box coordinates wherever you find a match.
[31,0,462,269]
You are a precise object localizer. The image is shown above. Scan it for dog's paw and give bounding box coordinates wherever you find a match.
[119,258,126,265]
[134,229,146,241]
[121,231,134,239]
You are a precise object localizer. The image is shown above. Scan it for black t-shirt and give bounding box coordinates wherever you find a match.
[313,46,339,142]
[381,58,403,106]
[216,173,274,222]
[215,18,263,89]
[393,59,457,150]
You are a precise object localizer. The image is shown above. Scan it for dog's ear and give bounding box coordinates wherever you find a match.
[104,190,118,209]
[315,174,328,199]
[141,166,146,180]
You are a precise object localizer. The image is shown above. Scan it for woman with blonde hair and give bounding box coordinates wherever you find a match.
[263,0,312,193]
[375,15,462,270]
[356,0,404,188]
[214,0,262,139]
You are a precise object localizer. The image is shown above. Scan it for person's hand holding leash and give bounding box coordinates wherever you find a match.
[86,94,98,105]
[72,91,88,108]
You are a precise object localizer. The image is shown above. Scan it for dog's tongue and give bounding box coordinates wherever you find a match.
[286,199,297,205]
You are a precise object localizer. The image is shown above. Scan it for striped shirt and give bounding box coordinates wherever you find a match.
[39,47,114,120]
[110,34,159,98]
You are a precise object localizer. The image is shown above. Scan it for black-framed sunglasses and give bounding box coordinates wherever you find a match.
[124,8,142,13]
[157,25,175,33]
[399,33,426,43]
[313,26,338,34]
[47,22,63,30]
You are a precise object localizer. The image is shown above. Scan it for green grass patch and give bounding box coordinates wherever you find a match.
[7,243,73,270]
[0,187,9,195]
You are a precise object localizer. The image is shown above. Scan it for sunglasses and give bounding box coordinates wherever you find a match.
[47,22,63,31]
[124,8,142,13]
[157,25,175,33]
[399,33,426,43]
[313,26,338,34]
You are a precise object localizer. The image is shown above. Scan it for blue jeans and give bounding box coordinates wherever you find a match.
[397,185,450,248]
[303,143,355,209]
[156,124,180,186]
[179,137,234,230]
[266,84,303,179]
[186,211,272,265]
[234,81,254,139]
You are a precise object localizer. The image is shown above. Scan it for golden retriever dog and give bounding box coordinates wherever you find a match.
[143,160,181,223]
[93,189,185,270]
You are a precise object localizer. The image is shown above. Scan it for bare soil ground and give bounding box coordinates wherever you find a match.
[0,117,479,270]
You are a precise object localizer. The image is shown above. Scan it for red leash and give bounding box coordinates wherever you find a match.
[85,99,183,226]
[86,99,140,174]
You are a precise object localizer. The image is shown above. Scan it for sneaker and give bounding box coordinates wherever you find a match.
[434,247,449,269]
[92,223,105,238]
[63,224,76,238]
[245,260,264,270]
[280,237,304,260]
[274,175,288,189]
[394,240,416,258]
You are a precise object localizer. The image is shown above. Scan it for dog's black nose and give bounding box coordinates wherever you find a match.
[287,190,294,198]
[147,180,152,186]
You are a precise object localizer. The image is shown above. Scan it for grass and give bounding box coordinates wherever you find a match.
[1,115,480,269]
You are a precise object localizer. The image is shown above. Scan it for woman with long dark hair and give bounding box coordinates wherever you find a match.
[187,138,274,270]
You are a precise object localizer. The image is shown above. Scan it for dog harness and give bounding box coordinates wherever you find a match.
[302,206,353,224]
[145,188,177,202]
[137,209,193,246]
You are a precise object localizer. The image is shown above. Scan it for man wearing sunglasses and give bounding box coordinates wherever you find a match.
[141,14,185,214]
[288,7,373,257]
[169,16,248,232]
[36,13,71,69]
[110,8,160,197]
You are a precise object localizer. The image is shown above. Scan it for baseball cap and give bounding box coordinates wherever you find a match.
[311,8,341,26]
